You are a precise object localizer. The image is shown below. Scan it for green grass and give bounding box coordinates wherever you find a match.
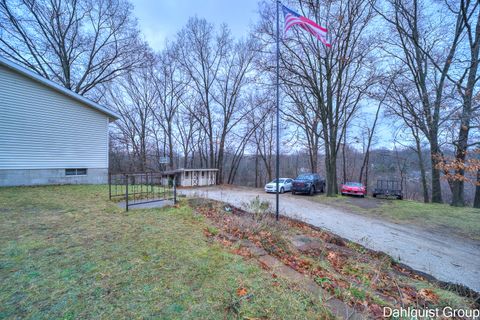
[310,195,480,240]
[373,200,480,240]
[0,185,331,319]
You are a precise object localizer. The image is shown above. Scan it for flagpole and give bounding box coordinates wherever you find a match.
[275,0,280,221]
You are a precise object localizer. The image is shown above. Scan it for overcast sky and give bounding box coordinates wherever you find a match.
[131,0,260,51]
[130,0,395,147]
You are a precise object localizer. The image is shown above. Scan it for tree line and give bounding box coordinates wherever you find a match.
[1,0,479,207]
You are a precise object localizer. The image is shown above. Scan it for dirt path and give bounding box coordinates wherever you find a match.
[179,186,480,292]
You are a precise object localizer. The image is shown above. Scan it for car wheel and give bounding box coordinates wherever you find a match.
[372,193,377,198]
[341,193,345,196]
[292,191,296,195]
[321,184,325,193]
[309,186,315,196]
[280,187,284,194]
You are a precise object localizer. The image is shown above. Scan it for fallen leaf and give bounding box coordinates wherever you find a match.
[237,287,248,297]
[418,288,439,303]
[369,304,384,318]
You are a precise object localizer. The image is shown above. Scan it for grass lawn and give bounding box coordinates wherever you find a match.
[309,195,480,241]
[0,185,331,319]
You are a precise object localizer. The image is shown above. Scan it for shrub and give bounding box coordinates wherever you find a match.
[242,196,272,222]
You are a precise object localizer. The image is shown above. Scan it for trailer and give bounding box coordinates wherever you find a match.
[372,179,403,200]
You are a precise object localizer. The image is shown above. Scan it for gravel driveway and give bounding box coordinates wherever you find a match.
[180,186,480,292]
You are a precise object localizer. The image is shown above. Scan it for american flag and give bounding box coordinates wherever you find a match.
[282,5,331,47]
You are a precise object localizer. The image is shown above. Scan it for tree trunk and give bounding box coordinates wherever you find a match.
[451,52,480,206]
[450,174,465,207]
[413,130,429,203]
[310,151,318,174]
[474,169,480,209]
[183,148,189,167]
[167,122,174,169]
[255,148,259,188]
[209,131,215,169]
[199,146,204,168]
[217,139,225,184]
[418,149,430,203]
[325,146,338,196]
[365,153,370,192]
[259,149,273,182]
[359,95,382,184]
[306,129,319,174]
[430,140,443,203]
[342,131,347,184]
[451,75,476,207]
[450,4,480,206]
[359,134,369,183]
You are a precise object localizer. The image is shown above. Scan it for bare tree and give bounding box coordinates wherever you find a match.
[358,84,389,188]
[384,78,433,203]
[175,109,199,168]
[379,0,480,206]
[176,17,229,171]
[448,0,480,206]
[275,0,377,195]
[176,18,257,183]
[282,83,323,174]
[212,38,257,183]
[0,0,147,97]
[251,94,276,182]
[151,45,187,169]
[255,113,275,183]
[107,64,156,171]
[374,0,467,203]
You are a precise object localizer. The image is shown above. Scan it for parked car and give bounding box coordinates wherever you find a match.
[264,178,293,193]
[372,179,403,199]
[341,182,367,197]
[292,173,325,195]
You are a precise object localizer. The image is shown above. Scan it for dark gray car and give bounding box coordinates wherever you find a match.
[291,173,325,195]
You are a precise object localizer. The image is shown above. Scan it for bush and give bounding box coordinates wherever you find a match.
[242,196,272,222]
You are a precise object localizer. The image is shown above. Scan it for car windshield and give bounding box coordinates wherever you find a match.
[270,179,285,183]
[296,174,313,180]
[346,182,362,187]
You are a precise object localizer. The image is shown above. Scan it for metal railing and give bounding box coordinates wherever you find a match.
[109,172,176,211]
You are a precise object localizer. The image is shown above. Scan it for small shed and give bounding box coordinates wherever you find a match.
[164,168,218,187]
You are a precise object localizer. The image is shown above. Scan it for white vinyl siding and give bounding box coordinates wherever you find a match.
[0,64,109,169]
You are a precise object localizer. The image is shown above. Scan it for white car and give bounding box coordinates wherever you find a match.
[264,178,293,193]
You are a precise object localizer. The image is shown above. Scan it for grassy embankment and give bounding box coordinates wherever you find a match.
[310,194,480,240]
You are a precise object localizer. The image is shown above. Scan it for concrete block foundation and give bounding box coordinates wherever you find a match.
[0,168,108,187]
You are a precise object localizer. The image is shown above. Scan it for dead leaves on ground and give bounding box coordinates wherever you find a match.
[230,246,252,258]
[192,200,469,319]
[418,288,440,304]
[326,251,346,269]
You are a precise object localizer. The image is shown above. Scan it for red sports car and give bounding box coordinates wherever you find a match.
[341,182,367,197]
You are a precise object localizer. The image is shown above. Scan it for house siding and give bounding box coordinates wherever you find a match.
[0,64,110,185]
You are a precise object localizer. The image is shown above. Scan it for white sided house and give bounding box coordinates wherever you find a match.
[0,57,119,186]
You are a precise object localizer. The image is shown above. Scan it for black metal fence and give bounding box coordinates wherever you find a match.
[109,172,176,211]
